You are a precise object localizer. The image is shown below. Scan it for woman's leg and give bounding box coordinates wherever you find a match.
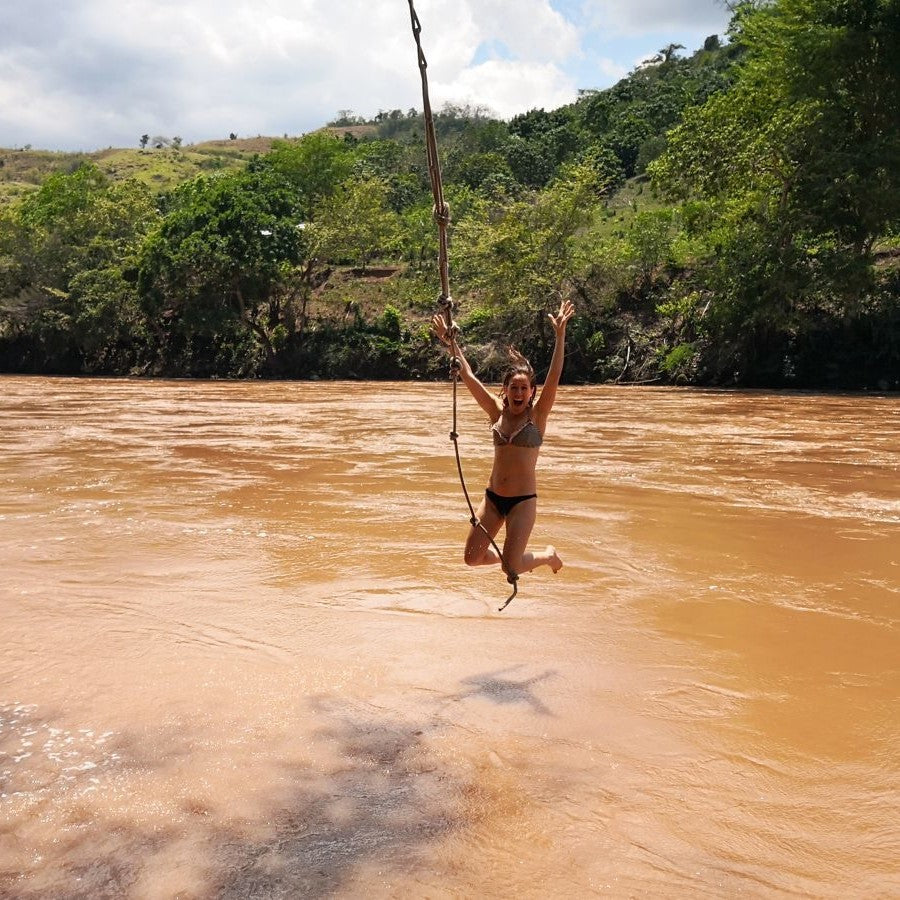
[464,494,504,567]
[502,499,563,575]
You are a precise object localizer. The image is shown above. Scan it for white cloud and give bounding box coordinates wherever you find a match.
[468,0,580,62]
[594,57,629,82]
[0,0,725,151]
[436,59,577,119]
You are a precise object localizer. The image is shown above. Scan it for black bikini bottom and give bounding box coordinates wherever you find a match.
[485,488,537,518]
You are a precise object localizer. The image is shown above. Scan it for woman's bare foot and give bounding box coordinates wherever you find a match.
[547,546,563,573]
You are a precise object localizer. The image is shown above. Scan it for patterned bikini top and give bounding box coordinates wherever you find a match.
[491,417,543,448]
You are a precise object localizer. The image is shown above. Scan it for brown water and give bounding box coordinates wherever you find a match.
[1,376,898,899]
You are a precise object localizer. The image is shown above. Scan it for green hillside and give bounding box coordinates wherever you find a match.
[0,138,280,205]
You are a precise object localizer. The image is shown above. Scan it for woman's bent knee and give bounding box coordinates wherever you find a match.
[465,541,496,567]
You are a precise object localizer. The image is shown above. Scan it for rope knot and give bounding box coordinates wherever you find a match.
[506,572,519,585]
[433,201,450,227]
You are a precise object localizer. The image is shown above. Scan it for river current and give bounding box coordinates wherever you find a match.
[1,377,898,898]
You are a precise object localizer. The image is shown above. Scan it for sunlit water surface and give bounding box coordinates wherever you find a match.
[1,377,898,898]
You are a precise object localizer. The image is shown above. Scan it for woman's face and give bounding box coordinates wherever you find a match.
[504,373,534,413]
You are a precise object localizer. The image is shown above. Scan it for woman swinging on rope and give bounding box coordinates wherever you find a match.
[432,297,575,579]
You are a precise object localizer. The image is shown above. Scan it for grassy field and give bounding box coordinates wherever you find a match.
[0,137,288,205]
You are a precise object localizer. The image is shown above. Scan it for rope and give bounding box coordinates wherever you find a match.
[407,0,518,612]
[406,1,451,330]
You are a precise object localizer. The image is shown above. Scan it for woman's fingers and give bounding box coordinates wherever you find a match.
[433,313,459,346]
[548,299,575,332]
[432,314,448,342]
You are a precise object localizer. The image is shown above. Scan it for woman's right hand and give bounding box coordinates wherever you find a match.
[432,313,456,347]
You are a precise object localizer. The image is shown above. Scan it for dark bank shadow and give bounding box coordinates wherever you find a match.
[443,666,557,716]
[211,697,464,899]
[1,699,465,900]
[2,665,556,899]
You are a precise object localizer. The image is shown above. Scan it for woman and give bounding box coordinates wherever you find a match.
[432,298,575,581]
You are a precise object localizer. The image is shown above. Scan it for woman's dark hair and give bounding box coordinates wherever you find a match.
[500,349,537,407]
[502,363,535,388]
[501,346,535,386]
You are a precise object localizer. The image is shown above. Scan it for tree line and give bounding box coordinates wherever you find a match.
[1,0,897,388]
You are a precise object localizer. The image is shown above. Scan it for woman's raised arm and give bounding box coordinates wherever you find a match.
[432,313,502,421]
[534,299,575,424]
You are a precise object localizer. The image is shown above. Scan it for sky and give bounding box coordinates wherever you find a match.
[0,0,732,152]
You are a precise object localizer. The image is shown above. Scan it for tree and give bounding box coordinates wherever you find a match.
[140,134,149,150]
[446,151,514,192]
[138,165,307,373]
[453,162,613,346]
[656,0,900,256]
[650,0,900,382]
[656,43,685,64]
[398,201,439,270]
[0,164,158,371]
[266,132,356,217]
[504,107,588,186]
[314,177,401,271]
[503,136,556,188]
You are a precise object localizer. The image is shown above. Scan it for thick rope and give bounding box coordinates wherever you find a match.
[407,0,517,611]
[406,0,451,328]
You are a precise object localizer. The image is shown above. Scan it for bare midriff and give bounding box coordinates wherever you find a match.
[488,443,540,496]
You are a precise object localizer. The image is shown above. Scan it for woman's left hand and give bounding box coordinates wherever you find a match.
[548,298,575,335]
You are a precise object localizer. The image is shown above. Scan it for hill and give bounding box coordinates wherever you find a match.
[0,136,290,205]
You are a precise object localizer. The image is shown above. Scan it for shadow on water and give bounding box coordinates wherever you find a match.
[1,668,555,898]
[1,708,458,898]
[212,697,467,899]
[444,666,557,716]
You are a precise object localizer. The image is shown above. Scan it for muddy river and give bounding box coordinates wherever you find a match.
[1,377,898,898]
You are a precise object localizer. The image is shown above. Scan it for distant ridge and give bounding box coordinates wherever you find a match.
[0,137,288,203]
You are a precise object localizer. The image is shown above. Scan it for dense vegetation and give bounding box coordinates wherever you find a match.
[1,0,898,388]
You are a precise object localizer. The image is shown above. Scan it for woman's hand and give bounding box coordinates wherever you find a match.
[548,298,575,336]
[432,313,455,347]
